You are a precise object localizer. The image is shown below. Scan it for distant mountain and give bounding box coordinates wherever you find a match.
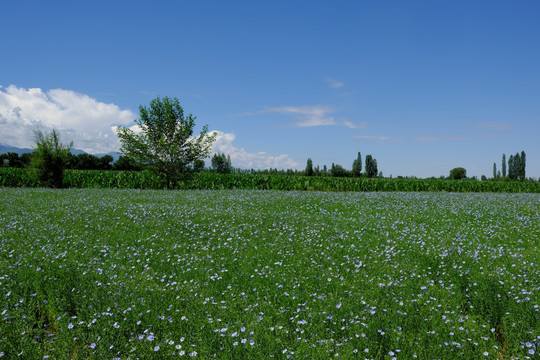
[0,144,34,155]
[0,144,121,161]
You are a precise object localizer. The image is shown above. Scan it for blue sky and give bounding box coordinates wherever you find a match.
[1,0,539,178]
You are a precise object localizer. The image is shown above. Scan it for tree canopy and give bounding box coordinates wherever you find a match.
[116,96,216,188]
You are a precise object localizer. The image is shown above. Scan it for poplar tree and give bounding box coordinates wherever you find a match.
[502,154,506,178]
[352,152,362,177]
[305,158,314,176]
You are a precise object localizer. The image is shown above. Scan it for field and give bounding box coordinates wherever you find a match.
[2,168,540,193]
[0,189,538,359]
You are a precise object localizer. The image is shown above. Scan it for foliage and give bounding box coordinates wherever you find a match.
[449,167,467,180]
[330,163,348,177]
[2,167,540,192]
[365,154,378,178]
[193,159,205,172]
[211,153,232,174]
[112,155,142,171]
[116,96,216,188]
[502,153,506,178]
[67,153,113,170]
[31,129,73,188]
[352,152,362,177]
[305,158,314,176]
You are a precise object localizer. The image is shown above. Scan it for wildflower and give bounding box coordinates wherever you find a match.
[154,345,160,351]
[68,323,74,329]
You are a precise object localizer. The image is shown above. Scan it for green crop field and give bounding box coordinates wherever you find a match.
[0,188,538,359]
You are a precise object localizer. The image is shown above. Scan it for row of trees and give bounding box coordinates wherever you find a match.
[493,151,526,181]
[1,151,142,171]
[305,152,380,178]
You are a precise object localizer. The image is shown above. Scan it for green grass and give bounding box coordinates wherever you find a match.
[0,189,538,359]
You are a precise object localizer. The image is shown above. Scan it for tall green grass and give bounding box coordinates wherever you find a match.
[1,168,540,192]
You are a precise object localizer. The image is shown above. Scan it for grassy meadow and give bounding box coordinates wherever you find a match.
[0,188,538,359]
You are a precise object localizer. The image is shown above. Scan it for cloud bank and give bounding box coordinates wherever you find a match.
[0,85,135,153]
[211,130,299,169]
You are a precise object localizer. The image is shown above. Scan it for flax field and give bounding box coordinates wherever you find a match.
[0,188,538,359]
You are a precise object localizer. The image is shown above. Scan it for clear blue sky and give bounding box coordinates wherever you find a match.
[1,0,539,178]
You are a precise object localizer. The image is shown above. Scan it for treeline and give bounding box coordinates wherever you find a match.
[492,151,527,181]
[1,151,140,171]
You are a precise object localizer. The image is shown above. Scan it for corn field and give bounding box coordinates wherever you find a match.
[1,168,539,192]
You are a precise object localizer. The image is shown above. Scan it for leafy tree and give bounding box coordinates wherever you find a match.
[305,158,314,176]
[520,151,526,180]
[330,163,348,177]
[502,154,506,178]
[493,162,497,179]
[365,155,378,178]
[193,159,205,172]
[32,129,73,188]
[449,167,467,180]
[6,152,23,168]
[116,96,216,188]
[352,152,362,177]
[99,155,114,170]
[112,156,142,171]
[508,154,515,180]
[75,153,101,170]
[211,153,232,174]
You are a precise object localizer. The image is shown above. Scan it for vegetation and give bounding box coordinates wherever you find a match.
[115,96,216,188]
[31,129,73,188]
[449,167,467,180]
[2,168,540,193]
[211,153,232,174]
[305,158,314,177]
[0,189,538,359]
[351,152,362,177]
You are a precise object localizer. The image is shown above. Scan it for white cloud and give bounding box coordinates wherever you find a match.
[326,78,344,89]
[210,130,299,169]
[0,85,135,153]
[343,120,368,129]
[263,105,337,127]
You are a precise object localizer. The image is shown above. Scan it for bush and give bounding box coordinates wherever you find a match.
[31,129,72,188]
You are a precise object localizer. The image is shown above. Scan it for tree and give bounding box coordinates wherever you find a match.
[493,162,497,179]
[449,167,467,180]
[352,152,362,177]
[330,163,348,177]
[508,154,515,179]
[112,156,142,171]
[6,152,23,168]
[365,154,378,178]
[193,159,205,172]
[502,154,506,178]
[520,151,526,180]
[211,153,232,174]
[32,129,73,188]
[305,158,314,176]
[116,96,216,188]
